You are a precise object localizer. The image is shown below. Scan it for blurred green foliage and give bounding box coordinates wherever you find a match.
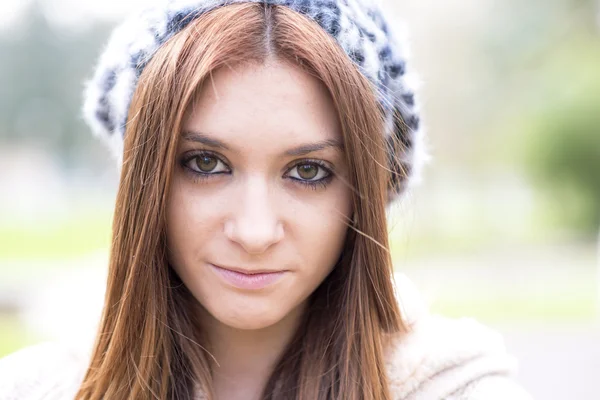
[522,38,600,234]
[0,4,111,168]
[0,210,112,261]
[481,0,600,236]
[431,286,597,323]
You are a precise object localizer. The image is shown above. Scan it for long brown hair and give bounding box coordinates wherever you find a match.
[76,3,408,399]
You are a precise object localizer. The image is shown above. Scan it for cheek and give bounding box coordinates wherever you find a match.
[293,183,352,279]
[165,181,218,276]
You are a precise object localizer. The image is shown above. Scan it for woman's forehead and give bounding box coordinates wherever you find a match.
[182,60,343,154]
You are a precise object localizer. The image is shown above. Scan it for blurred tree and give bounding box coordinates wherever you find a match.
[480,0,600,236]
[0,3,111,169]
[522,41,600,235]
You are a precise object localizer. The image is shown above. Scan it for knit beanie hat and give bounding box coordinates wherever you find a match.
[83,0,429,200]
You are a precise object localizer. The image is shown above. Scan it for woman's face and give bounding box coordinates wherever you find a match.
[166,59,353,331]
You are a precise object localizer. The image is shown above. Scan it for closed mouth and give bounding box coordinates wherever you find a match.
[212,264,286,275]
[209,263,288,290]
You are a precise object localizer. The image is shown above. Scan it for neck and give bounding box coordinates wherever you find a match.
[200,303,306,400]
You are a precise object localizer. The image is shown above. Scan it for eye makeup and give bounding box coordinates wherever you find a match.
[178,150,335,190]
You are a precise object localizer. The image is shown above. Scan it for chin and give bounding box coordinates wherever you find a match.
[224,315,282,330]
[206,295,294,331]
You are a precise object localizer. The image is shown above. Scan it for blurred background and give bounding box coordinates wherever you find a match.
[0,0,598,398]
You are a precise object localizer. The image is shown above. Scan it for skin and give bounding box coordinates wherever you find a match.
[166,58,353,399]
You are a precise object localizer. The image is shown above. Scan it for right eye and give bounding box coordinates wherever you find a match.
[184,152,230,175]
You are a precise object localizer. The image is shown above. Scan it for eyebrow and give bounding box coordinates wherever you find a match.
[182,130,231,151]
[284,139,344,156]
[181,130,344,156]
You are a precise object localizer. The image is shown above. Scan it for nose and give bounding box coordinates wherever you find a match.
[224,177,284,255]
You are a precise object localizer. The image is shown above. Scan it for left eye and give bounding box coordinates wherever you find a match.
[287,163,330,181]
[186,153,229,174]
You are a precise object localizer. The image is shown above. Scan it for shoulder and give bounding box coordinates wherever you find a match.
[0,341,90,400]
[385,273,532,400]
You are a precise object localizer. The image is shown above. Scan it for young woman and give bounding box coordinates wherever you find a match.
[0,1,533,399]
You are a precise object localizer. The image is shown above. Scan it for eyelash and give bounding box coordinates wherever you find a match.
[179,150,334,190]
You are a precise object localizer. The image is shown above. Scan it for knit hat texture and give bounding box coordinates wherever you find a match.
[83,0,428,200]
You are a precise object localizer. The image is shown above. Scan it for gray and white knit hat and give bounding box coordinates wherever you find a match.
[83,0,429,200]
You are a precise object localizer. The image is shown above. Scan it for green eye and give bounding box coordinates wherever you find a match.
[297,164,319,180]
[195,155,218,172]
[287,161,331,184]
[183,152,229,175]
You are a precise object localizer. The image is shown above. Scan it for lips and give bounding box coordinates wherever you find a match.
[209,263,287,290]
[217,265,285,275]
